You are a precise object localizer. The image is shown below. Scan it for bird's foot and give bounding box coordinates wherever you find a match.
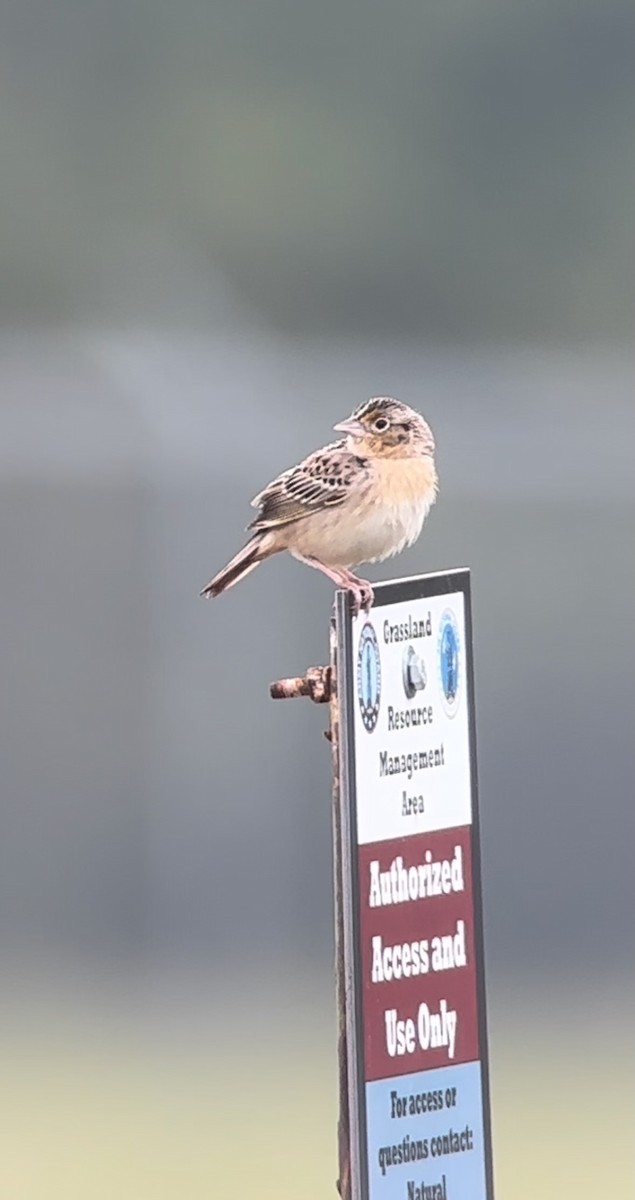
[346,575,374,617]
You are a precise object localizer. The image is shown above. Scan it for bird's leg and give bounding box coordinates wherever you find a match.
[293,554,352,590]
[294,555,373,617]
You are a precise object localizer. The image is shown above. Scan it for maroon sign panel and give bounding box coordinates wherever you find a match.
[358,825,479,1081]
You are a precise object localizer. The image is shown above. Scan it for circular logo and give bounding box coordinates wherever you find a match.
[438,609,461,717]
[357,622,382,733]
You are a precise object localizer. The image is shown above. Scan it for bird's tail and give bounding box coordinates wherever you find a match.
[200,533,272,599]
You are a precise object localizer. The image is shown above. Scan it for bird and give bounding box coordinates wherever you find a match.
[200,396,438,614]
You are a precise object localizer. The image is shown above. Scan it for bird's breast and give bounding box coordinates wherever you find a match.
[350,455,438,564]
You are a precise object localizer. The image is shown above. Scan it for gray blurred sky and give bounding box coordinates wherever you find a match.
[1,0,633,336]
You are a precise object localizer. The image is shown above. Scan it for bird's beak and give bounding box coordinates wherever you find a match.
[333,416,366,438]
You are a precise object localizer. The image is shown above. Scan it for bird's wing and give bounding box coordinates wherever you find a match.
[248,441,369,530]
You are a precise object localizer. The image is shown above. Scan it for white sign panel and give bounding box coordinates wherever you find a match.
[351,589,472,845]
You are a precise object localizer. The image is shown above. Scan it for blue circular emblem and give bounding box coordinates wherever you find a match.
[357,622,382,733]
[438,609,461,717]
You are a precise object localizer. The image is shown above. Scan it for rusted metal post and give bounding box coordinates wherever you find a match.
[270,638,350,1200]
[329,620,351,1200]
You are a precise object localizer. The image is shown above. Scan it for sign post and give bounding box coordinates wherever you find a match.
[336,569,494,1200]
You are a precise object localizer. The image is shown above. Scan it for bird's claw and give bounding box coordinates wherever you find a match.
[348,578,374,618]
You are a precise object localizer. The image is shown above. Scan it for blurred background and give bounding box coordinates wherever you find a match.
[1,0,633,1196]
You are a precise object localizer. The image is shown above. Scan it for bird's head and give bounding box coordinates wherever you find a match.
[334,397,435,459]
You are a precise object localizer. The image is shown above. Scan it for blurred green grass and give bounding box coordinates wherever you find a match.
[1,991,632,1199]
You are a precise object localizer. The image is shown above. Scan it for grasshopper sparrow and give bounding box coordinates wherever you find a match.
[200,397,437,613]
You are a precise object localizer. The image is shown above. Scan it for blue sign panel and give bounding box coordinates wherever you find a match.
[365,1062,488,1200]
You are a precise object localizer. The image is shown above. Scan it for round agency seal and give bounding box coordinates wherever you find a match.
[438,608,461,717]
[357,622,382,733]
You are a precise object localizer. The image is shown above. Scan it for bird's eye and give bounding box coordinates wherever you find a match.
[373,417,389,433]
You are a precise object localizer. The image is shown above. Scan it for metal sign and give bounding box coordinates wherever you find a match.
[337,569,494,1200]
